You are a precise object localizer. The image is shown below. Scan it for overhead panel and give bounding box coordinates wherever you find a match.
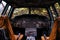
[3,0,58,7]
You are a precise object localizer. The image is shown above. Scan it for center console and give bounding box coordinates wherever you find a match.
[25,28,37,40]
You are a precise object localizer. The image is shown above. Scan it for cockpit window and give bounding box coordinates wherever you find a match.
[12,8,49,19]
[0,1,6,15]
[31,8,49,18]
[50,3,60,20]
[12,8,29,18]
[55,3,60,16]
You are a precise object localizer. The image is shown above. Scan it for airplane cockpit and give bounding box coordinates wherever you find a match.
[0,0,60,40]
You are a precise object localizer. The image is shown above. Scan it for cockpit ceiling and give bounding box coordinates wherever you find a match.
[3,0,59,8]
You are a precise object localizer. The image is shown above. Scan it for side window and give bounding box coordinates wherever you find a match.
[0,1,11,16]
[55,3,60,16]
[50,3,60,20]
[0,1,6,15]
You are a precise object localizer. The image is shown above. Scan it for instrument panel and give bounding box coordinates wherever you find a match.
[12,14,50,28]
[11,14,50,40]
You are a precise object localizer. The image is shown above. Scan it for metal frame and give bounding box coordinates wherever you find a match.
[46,7,54,21]
[29,8,31,14]
[46,7,54,28]
[52,4,59,17]
[1,4,9,15]
[8,7,15,18]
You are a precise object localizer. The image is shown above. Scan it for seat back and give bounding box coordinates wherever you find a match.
[0,28,8,40]
[49,17,60,40]
[0,16,15,40]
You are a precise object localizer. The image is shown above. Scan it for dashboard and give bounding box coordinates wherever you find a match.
[11,14,50,40]
[12,14,50,28]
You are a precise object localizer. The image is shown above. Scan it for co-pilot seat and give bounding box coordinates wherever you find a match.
[12,14,50,40]
[0,17,10,40]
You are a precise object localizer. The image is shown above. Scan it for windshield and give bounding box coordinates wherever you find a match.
[11,3,60,20]
[12,8,49,19]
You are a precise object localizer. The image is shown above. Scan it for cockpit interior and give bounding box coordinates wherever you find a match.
[0,0,60,40]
